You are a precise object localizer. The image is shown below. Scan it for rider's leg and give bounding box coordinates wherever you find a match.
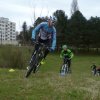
[93,69,97,76]
[40,49,49,64]
[60,58,64,73]
[38,38,50,64]
[68,59,71,73]
[44,49,49,59]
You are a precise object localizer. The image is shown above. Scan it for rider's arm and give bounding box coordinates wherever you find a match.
[51,27,56,50]
[60,50,64,58]
[70,52,74,59]
[68,49,74,59]
[32,22,46,39]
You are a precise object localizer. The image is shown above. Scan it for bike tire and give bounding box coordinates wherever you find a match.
[25,53,37,78]
[33,56,42,73]
[25,65,35,78]
[60,64,69,75]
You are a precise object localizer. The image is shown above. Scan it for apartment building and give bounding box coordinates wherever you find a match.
[0,17,18,45]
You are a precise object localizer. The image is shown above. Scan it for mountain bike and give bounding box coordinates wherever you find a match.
[25,42,47,78]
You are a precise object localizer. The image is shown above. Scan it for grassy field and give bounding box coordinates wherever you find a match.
[0,54,100,100]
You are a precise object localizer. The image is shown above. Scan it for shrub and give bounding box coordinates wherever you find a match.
[0,46,31,69]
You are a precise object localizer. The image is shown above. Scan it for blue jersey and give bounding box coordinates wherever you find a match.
[32,22,56,50]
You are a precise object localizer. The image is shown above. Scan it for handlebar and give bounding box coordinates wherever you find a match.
[64,56,71,60]
[32,41,50,49]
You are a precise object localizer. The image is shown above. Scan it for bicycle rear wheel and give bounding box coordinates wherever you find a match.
[65,65,69,74]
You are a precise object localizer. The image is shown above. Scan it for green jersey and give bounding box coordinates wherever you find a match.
[60,49,74,59]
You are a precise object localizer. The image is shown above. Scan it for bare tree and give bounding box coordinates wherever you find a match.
[71,0,79,16]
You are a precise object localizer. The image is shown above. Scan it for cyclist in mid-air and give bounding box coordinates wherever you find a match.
[60,45,74,73]
[31,16,57,64]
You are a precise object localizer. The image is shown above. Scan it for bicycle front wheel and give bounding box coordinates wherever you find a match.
[25,53,37,78]
[25,65,35,78]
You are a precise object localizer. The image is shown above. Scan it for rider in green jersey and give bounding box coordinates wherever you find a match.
[60,45,74,72]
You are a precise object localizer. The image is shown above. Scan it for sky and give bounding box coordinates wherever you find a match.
[0,0,100,31]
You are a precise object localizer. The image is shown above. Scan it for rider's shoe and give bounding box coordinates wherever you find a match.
[26,66,30,70]
[40,59,45,65]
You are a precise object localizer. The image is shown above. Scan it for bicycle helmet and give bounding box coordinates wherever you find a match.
[44,16,57,24]
[62,45,67,49]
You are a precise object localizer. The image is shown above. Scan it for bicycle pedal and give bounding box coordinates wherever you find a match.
[26,66,29,70]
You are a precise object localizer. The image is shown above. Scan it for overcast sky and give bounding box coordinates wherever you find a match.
[0,0,100,31]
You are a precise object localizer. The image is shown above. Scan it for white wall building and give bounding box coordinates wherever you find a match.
[0,17,18,45]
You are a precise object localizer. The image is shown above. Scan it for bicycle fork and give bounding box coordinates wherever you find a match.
[29,51,37,64]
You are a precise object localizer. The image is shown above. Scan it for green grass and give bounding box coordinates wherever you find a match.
[0,54,100,100]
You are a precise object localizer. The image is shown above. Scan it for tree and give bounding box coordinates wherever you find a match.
[53,10,68,46]
[18,22,29,44]
[22,22,28,42]
[69,10,87,48]
[71,0,79,16]
[34,16,48,27]
[27,26,34,43]
[87,17,100,50]
[34,17,43,27]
